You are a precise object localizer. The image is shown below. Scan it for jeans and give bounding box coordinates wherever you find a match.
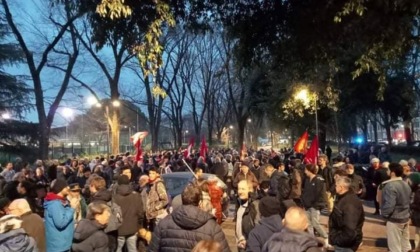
[306,208,328,239]
[386,221,411,252]
[117,234,138,252]
[334,246,354,252]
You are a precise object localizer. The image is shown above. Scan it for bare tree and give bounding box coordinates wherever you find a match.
[2,0,81,159]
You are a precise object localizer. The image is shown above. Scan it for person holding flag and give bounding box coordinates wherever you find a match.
[130,132,148,162]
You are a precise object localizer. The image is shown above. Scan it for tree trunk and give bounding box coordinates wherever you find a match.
[384,115,393,146]
[110,110,120,155]
[373,119,378,143]
[39,121,50,160]
[319,123,327,153]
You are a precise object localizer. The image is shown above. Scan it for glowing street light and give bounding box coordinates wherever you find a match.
[112,100,121,107]
[1,113,11,119]
[62,107,73,118]
[87,96,98,105]
[295,88,318,137]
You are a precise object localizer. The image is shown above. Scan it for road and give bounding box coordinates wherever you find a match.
[221,201,417,251]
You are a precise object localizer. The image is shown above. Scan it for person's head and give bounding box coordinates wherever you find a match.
[371,158,380,169]
[86,202,111,226]
[181,184,202,207]
[253,159,260,167]
[121,166,132,180]
[68,183,81,197]
[237,180,253,201]
[117,175,130,185]
[318,154,328,167]
[335,176,351,195]
[17,181,33,196]
[0,198,11,217]
[89,176,106,194]
[408,172,420,190]
[194,168,203,179]
[6,163,13,171]
[259,196,282,218]
[191,240,222,252]
[35,167,43,177]
[50,179,69,197]
[389,163,404,178]
[148,168,158,181]
[282,206,308,232]
[304,164,317,177]
[278,162,285,172]
[408,158,417,168]
[83,167,91,178]
[334,168,348,181]
[8,199,31,217]
[138,175,149,187]
[197,179,209,193]
[240,165,249,174]
[345,164,355,175]
[344,156,351,164]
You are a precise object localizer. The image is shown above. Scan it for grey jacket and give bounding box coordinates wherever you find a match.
[381,178,411,223]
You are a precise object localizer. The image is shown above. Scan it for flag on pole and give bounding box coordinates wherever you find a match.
[130,131,148,161]
[304,135,319,164]
[294,131,308,154]
[199,136,208,159]
[183,137,195,158]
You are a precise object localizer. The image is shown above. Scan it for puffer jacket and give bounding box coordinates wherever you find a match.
[262,226,323,252]
[148,205,230,252]
[246,214,283,252]
[0,228,37,252]
[72,219,108,252]
[329,191,364,251]
[381,178,411,223]
[114,184,144,236]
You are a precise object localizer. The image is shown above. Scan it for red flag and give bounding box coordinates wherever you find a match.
[183,137,195,158]
[130,131,148,161]
[294,131,308,154]
[304,135,319,164]
[199,136,208,159]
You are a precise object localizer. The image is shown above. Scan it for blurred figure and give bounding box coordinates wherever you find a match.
[408,172,420,250]
[345,164,366,198]
[367,158,389,215]
[192,240,222,252]
[67,183,87,224]
[0,215,37,251]
[72,202,111,252]
[0,163,15,182]
[8,198,45,251]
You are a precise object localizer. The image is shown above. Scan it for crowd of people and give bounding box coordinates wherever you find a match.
[0,146,419,252]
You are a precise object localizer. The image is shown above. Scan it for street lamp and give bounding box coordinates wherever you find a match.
[228,125,233,148]
[1,113,11,120]
[184,130,189,144]
[295,88,318,137]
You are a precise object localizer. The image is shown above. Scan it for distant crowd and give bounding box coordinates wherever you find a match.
[0,146,419,252]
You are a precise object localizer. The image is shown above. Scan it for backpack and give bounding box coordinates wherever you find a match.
[277,173,292,201]
[104,198,123,233]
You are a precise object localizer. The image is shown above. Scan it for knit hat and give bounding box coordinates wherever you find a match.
[118,175,130,185]
[259,196,282,218]
[50,179,68,194]
[409,172,420,186]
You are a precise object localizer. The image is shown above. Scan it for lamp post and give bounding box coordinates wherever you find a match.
[184,130,189,144]
[295,89,318,137]
[228,125,233,148]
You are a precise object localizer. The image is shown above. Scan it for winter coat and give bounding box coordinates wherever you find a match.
[148,205,230,252]
[72,219,108,252]
[237,199,261,240]
[208,182,224,224]
[0,228,37,252]
[380,178,411,223]
[262,226,323,252]
[317,166,334,193]
[233,172,259,189]
[212,163,227,181]
[113,184,144,236]
[301,175,326,210]
[289,168,302,199]
[21,212,46,252]
[44,193,75,252]
[348,173,366,198]
[410,186,420,227]
[146,179,169,220]
[246,214,283,252]
[328,191,364,251]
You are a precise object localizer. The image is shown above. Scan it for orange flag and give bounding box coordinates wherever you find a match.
[294,131,308,154]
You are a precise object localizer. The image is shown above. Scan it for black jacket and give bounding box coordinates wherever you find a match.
[328,191,364,251]
[348,173,366,198]
[72,219,108,252]
[262,227,323,252]
[113,184,144,236]
[317,166,334,192]
[148,205,230,252]
[90,189,112,204]
[246,214,282,252]
[301,175,326,210]
[410,186,420,227]
[240,199,261,240]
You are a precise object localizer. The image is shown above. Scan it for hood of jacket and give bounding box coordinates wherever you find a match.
[0,228,35,252]
[172,205,214,229]
[264,227,323,252]
[91,189,112,203]
[73,219,103,242]
[260,214,283,233]
[116,184,133,196]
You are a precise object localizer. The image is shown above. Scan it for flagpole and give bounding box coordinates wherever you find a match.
[182,159,196,177]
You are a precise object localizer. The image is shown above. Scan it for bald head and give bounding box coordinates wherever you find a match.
[283,207,308,231]
[8,199,32,216]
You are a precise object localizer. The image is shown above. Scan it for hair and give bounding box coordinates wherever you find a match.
[335,176,351,189]
[318,154,328,162]
[345,164,354,170]
[89,176,106,190]
[149,167,157,173]
[305,164,317,175]
[389,163,404,177]
[334,168,348,177]
[194,168,203,174]
[197,179,209,193]
[191,240,222,252]
[86,202,110,220]
[181,184,202,206]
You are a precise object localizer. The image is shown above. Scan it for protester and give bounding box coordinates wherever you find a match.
[328,176,365,251]
[8,198,46,251]
[72,202,111,252]
[67,183,87,224]
[317,154,334,213]
[262,206,323,252]
[0,214,37,251]
[146,168,169,232]
[44,178,75,252]
[345,164,366,198]
[381,163,412,252]
[148,184,230,252]
[0,162,15,182]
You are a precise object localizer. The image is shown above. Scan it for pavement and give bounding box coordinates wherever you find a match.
[221,200,417,252]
